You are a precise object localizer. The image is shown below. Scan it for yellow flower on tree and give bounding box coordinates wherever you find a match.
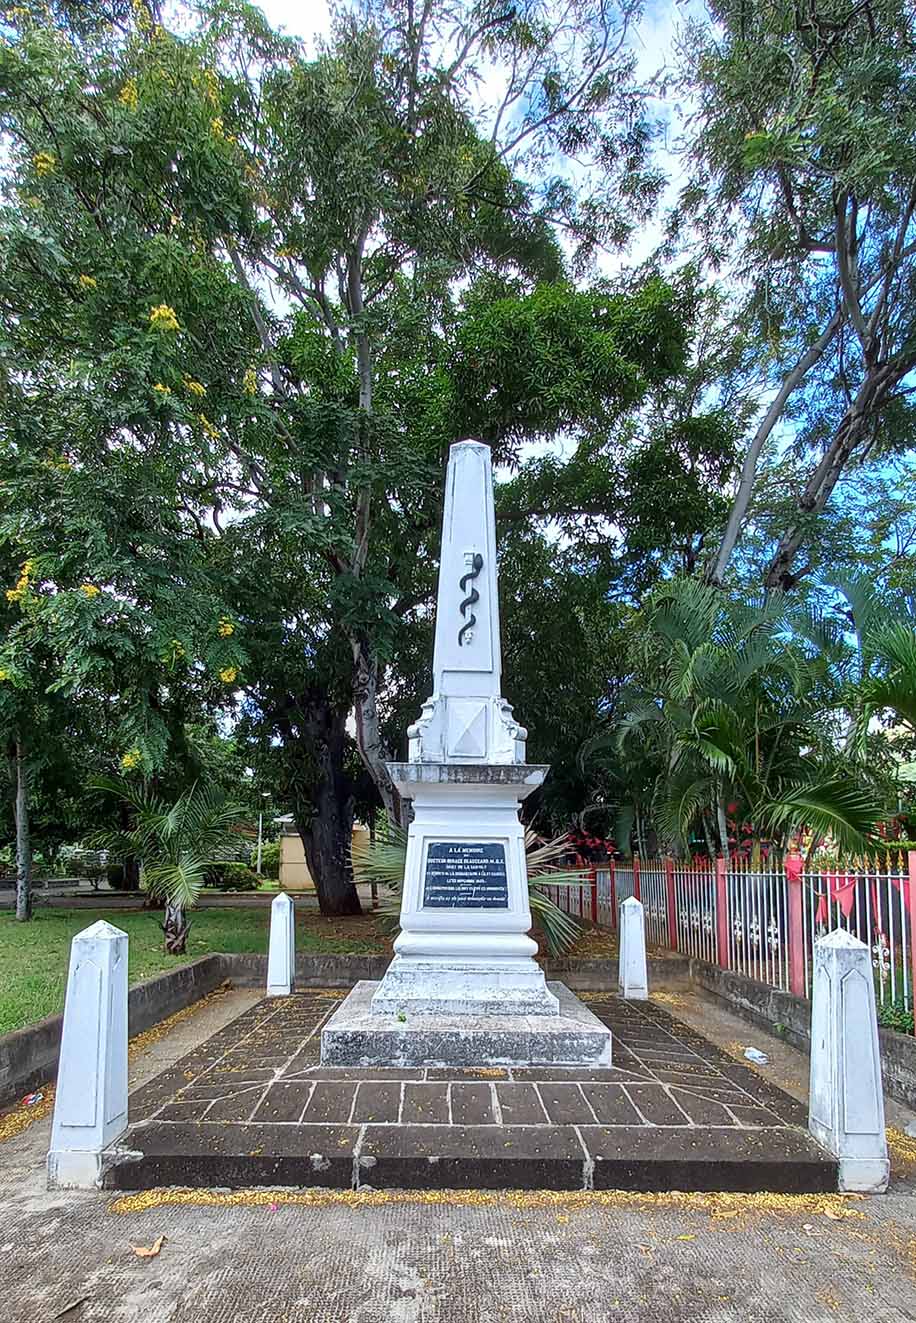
[153,382,171,395]
[148,303,180,333]
[182,375,206,397]
[79,583,100,598]
[6,559,34,603]
[210,116,224,138]
[0,670,10,683]
[34,151,56,177]
[197,413,220,442]
[121,748,142,771]
[219,666,238,684]
[78,274,97,290]
[203,69,220,106]
[119,78,139,111]
[242,367,257,396]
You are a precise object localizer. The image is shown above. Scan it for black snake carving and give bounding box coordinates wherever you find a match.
[457,553,484,647]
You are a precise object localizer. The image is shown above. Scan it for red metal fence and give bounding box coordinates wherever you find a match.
[543,850,916,1023]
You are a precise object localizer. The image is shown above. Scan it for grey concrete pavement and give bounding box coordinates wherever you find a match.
[3,986,916,1321]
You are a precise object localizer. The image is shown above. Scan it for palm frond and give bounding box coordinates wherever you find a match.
[758,778,882,855]
[351,825,408,889]
[527,885,582,958]
[87,777,247,913]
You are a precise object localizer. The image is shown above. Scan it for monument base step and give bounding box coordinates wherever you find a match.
[103,992,839,1195]
[320,981,612,1068]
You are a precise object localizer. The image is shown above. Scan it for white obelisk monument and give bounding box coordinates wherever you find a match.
[321,440,612,1066]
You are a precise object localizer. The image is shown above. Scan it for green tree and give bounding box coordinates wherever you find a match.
[677,0,916,590]
[0,0,696,913]
[585,579,885,858]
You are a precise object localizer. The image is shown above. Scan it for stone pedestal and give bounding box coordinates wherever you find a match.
[267,892,295,996]
[48,920,128,1189]
[808,929,889,1193]
[369,763,557,1017]
[618,897,649,1000]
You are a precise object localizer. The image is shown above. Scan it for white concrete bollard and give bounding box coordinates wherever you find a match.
[267,891,295,996]
[808,929,889,1193]
[47,920,128,1189]
[618,897,649,999]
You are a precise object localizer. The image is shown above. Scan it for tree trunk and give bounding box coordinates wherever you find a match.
[351,639,405,827]
[707,313,842,585]
[291,699,361,916]
[764,363,905,590]
[162,902,189,954]
[716,794,731,866]
[11,739,32,922]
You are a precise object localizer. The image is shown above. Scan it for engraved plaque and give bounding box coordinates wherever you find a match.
[423,842,508,909]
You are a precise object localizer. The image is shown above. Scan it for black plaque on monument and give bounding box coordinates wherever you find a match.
[422,842,509,909]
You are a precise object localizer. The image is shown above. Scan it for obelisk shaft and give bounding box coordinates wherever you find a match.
[409,440,527,765]
[431,441,502,699]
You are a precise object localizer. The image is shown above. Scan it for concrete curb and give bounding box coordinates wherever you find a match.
[689,957,916,1110]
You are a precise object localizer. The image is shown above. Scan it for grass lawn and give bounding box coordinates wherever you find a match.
[0,906,390,1036]
[0,903,616,1037]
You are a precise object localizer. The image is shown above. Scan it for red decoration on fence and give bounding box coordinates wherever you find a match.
[786,853,805,998]
[815,873,857,924]
[715,856,728,968]
[665,857,677,947]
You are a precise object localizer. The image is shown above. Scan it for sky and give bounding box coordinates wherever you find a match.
[254,0,697,264]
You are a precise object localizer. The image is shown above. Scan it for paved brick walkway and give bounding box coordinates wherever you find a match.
[108,991,835,1192]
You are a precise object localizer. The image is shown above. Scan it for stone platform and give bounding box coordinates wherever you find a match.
[103,991,837,1193]
[321,980,612,1068]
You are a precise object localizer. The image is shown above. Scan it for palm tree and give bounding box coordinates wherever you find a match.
[585,579,883,858]
[836,577,916,738]
[91,779,248,953]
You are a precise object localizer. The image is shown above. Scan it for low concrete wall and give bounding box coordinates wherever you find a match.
[545,954,689,990]
[689,958,916,1110]
[223,953,391,988]
[0,955,225,1109]
[222,952,690,993]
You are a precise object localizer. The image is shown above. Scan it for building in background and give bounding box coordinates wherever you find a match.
[273,816,370,891]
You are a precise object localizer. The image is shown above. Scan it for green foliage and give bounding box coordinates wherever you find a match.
[0,0,692,907]
[258,839,280,880]
[877,997,914,1036]
[205,860,259,890]
[584,578,888,856]
[452,279,690,453]
[88,778,248,913]
[677,0,916,588]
